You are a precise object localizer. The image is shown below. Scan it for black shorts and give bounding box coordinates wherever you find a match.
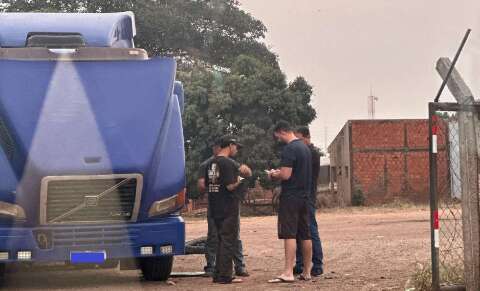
[277,195,311,240]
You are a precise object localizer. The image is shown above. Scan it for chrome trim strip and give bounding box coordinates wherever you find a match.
[40,174,143,225]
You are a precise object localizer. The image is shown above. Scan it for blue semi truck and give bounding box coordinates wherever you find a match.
[0,12,186,281]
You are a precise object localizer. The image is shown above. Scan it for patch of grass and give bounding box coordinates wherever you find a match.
[408,261,464,291]
[439,262,464,287]
[352,189,365,206]
[408,263,432,291]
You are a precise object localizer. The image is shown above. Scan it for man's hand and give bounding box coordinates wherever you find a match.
[239,164,252,178]
[266,169,280,180]
[226,176,242,191]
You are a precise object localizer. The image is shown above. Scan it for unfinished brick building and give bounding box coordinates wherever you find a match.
[328,119,448,206]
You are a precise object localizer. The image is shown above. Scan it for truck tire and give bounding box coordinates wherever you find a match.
[185,236,207,255]
[140,256,173,281]
[0,263,5,284]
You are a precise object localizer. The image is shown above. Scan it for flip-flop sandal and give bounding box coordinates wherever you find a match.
[298,274,312,281]
[268,277,295,283]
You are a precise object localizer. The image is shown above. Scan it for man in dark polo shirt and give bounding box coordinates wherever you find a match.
[267,120,313,283]
[294,126,324,276]
[204,137,252,284]
[197,139,249,277]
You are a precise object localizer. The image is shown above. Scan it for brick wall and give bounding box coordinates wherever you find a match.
[348,119,448,205]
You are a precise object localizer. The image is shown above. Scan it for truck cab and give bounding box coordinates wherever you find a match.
[0,12,186,281]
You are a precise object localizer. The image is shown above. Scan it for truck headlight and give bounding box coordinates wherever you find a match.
[0,201,26,221]
[160,245,173,255]
[140,246,154,256]
[17,251,31,261]
[148,188,186,218]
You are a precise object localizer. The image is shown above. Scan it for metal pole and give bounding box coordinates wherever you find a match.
[429,103,440,291]
[434,29,471,102]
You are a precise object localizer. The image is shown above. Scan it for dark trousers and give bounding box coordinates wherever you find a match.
[205,210,245,273]
[213,207,240,281]
[295,203,324,273]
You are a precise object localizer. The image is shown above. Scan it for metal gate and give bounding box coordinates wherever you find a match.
[429,102,480,290]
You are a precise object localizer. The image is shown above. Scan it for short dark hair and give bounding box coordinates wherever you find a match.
[295,126,310,138]
[273,120,292,133]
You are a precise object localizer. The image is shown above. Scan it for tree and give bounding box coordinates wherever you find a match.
[180,55,316,196]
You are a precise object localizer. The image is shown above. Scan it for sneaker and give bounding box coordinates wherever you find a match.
[311,269,324,277]
[213,277,243,284]
[203,267,215,277]
[293,267,303,275]
[235,269,250,277]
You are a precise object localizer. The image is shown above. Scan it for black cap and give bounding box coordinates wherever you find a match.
[219,136,244,149]
[211,137,223,147]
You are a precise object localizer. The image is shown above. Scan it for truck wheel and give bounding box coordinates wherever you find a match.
[140,256,173,281]
[0,263,5,284]
[185,236,207,255]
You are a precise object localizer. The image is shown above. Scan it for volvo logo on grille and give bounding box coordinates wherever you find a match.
[85,195,99,207]
[110,211,131,218]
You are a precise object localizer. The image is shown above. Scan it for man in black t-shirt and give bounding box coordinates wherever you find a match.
[204,137,251,284]
[197,139,249,277]
[294,126,324,277]
[267,120,313,283]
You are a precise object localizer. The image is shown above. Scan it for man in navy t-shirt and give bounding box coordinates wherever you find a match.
[267,120,313,283]
[294,126,324,276]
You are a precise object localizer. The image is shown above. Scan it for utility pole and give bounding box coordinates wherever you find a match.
[367,86,379,119]
[324,126,328,153]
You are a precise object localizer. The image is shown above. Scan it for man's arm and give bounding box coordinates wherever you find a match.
[238,164,252,178]
[269,143,295,181]
[222,158,241,192]
[197,177,206,194]
[311,150,320,184]
[270,167,292,180]
[226,177,241,192]
[197,159,210,194]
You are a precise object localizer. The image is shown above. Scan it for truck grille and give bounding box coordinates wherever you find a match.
[41,175,142,224]
[52,225,140,247]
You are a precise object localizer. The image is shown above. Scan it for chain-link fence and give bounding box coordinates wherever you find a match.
[429,102,480,290]
[434,111,464,286]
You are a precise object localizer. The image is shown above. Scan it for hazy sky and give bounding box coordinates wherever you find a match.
[238,0,480,150]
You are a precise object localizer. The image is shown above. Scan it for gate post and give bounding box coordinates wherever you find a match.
[429,103,440,291]
[437,58,480,291]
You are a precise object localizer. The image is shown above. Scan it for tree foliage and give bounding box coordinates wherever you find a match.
[180,56,316,195]
[1,0,317,198]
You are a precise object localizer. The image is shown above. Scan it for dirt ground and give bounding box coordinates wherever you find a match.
[4,206,431,291]
[173,206,430,291]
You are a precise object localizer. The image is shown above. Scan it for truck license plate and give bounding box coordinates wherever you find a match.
[70,251,106,264]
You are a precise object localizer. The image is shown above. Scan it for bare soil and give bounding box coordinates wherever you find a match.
[4,206,430,291]
[175,206,430,291]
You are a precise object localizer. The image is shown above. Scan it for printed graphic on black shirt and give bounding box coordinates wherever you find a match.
[206,156,240,219]
[207,162,220,193]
